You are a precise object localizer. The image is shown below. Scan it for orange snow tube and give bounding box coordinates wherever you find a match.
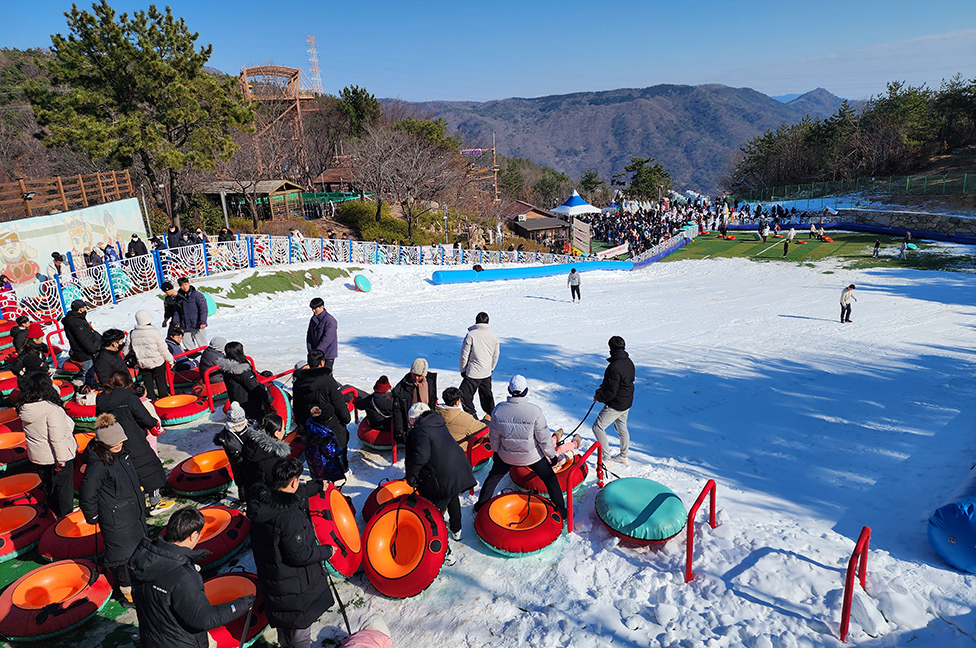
[0,473,45,507]
[309,483,362,578]
[474,492,563,556]
[37,510,104,561]
[0,431,27,472]
[204,572,269,648]
[0,505,55,563]
[184,506,249,570]
[0,559,111,641]
[154,394,209,425]
[167,449,234,497]
[510,456,589,497]
[362,494,448,599]
[361,479,414,524]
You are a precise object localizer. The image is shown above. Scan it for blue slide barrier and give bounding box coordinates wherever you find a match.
[929,470,976,573]
[431,260,634,285]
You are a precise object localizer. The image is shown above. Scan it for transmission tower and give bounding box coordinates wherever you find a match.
[305,35,324,95]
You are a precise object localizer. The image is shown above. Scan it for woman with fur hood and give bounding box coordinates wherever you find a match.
[237,414,292,496]
[217,341,271,421]
[124,310,174,399]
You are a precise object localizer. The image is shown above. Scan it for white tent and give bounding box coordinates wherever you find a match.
[551,190,601,217]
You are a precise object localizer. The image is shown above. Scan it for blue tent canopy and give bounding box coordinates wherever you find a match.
[551,190,601,216]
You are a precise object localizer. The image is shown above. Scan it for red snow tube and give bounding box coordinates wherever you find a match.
[177,506,249,570]
[309,484,362,578]
[167,450,234,497]
[55,360,84,377]
[283,431,304,459]
[510,456,589,496]
[11,379,75,405]
[0,409,22,433]
[0,505,55,563]
[823,236,834,242]
[0,473,44,507]
[726,235,736,240]
[154,394,209,425]
[0,321,14,335]
[357,419,394,450]
[464,428,492,470]
[361,479,414,524]
[191,378,227,401]
[0,559,111,641]
[204,572,269,648]
[0,431,27,472]
[64,399,96,428]
[72,432,96,493]
[474,492,563,557]
[173,368,201,385]
[0,372,17,396]
[268,382,292,430]
[362,494,447,599]
[38,510,104,561]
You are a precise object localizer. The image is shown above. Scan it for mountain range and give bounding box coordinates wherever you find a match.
[391,85,851,194]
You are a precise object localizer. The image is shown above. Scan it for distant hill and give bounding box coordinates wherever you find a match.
[391,85,850,194]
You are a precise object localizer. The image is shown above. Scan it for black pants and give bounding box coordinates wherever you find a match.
[476,456,566,518]
[112,563,131,589]
[140,364,170,399]
[39,460,74,518]
[432,494,462,534]
[570,285,581,301]
[324,358,335,371]
[841,304,852,322]
[459,375,494,417]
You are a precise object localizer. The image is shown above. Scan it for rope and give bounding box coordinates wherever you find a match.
[569,402,596,436]
[236,602,254,648]
[327,572,352,635]
[509,492,539,528]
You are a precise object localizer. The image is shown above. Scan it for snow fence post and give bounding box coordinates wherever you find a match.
[347,238,352,262]
[288,235,293,264]
[66,252,76,275]
[202,242,210,276]
[248,237,255,268]
[319,237,324,262]
[535,251,539,263]
[104,265,118,305]
[53,275,66,318]
[151,250,164,288]
[116,241,123,258]
[440,246,444,265]
[839,526,871,642]
[398,244,402,265]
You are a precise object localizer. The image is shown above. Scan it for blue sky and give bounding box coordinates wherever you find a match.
[2,0,974,102]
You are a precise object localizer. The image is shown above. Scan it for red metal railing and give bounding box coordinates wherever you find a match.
[466,427,491,495]
[685,479,718,583]
[566,441,604,533]
[840,526,871,642]
[203,365,222,412]
[164,346,207,395]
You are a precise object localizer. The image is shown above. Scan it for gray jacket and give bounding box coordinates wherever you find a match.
[459,323,499,380]
[488,396,554,466]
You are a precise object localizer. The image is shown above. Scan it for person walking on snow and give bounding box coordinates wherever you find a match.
[787,227,795,242]
[458,311,499,417]
[592,336,636,465]
[567,268,581,303]
[840,284,856,323]
[305,297,337,370]
[176,277,208,348]
[873,238,881,258]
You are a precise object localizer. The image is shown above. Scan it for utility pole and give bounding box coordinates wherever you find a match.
[492,132,499,202]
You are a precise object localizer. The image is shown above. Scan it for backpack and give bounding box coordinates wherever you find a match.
[213,426,244,461]
[304,417,348,482]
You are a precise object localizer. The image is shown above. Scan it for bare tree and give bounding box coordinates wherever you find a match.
[351,121,406,223]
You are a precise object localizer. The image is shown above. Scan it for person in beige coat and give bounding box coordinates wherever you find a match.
[458,312,500,417]
[124,310,174,399]
[435,387,488,451]
[18,372,77,517]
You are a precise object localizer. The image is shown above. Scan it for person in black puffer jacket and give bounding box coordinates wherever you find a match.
[404,403,476,541]
[95,372,167,509]
[591,335,636,465]
[62,300,102,385]
[198,336,227,384]
[92,329,128,387]
[80,413,148,605]
[391,358,438,444]
[247,458,334,648]
[216,341,270,422]
[238,414,292,494]
[130,508,252,648]
[354,375,394,431]
[292,350,349,441]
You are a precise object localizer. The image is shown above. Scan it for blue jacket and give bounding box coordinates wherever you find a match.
[178,287,208,330]
[305,310,337,359]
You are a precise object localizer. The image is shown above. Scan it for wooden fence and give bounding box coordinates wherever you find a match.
[0,170,135,222]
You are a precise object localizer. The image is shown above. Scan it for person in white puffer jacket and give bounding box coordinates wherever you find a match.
[473,375,566,519]
[458,311,499,417]
[124,310,174,399]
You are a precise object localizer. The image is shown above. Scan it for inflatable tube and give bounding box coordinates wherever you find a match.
[204,572,268,648]
[38,510,104,561]
[154,394,209,426]
[510,456,588,497]
[309,484,362,578]
[474,492,563,557]
[362,494,447,599]
[203,292,217,317]
[53,359,84,380]
[0,408,22,433]
[596,477,686,545]
[431,260,634,285]
[13,380,76,405]
[823,236,834,242]
[191,378,227,402]
[167,450,234,497]
[361,479,414,524]
[282,431,304,459]
[0,431,27,472]
[354,275,371,292]
[0,473,44,507]
[189,506,249,570]
[0,559,111,641]
[64,399,96,430]
[929,469,976,573]
[71,432,95,493]
[907,243,918,250]
[0,321,14,334]
[356,419,396,451]
[0,505,55,563]
[173,368,201,386]
[0,339,11,352]
[0,372,17,397]
[268,381,292,431]
[726,235,736,240]
[465,432,492,470]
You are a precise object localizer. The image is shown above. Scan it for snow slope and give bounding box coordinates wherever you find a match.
[88,257,976,647]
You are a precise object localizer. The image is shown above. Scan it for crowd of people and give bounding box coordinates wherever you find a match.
[6,261,638,648]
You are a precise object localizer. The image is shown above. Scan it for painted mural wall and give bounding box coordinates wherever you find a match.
[0,198,147,284]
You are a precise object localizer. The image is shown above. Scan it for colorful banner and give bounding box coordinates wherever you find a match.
[0,198,146,284]
[572,219,591,254]
[596,241,630,259]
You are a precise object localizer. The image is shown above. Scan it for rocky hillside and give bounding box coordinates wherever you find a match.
[395,85,849,194]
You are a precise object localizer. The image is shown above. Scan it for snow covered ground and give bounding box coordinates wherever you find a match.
[88,255,976,647]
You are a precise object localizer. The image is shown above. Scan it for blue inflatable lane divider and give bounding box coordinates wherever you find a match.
[431,260,634,285]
